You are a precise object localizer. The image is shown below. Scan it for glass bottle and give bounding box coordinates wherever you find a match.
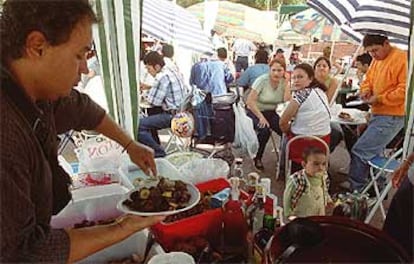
[246,184,266,262]
[222,177,248,258]
[231,158,244,179]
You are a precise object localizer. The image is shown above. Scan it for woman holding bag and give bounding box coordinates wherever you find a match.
[246,58,290,170]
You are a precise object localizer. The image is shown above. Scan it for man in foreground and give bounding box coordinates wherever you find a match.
[1,0,163,262]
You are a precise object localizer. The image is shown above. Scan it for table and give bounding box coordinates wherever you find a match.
[330,108,368,126]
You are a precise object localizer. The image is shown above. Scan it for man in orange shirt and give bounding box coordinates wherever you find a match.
[348,34,406,191]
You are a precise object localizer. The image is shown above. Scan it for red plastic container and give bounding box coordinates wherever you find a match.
[151,178,277,251]
[151,178,231,250]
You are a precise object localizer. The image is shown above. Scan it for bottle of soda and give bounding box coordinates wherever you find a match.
[222,177,248,258]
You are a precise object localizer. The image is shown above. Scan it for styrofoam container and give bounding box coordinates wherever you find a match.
[118,157,182,189]
[50,184,165,263]
[51,184,129,229]
[78,229,164,264]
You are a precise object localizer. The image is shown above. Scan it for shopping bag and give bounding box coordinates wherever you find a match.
[76,135,126,173]
[232,103,259,159]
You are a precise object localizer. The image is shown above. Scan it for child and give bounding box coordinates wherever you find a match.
[283,147,332,218]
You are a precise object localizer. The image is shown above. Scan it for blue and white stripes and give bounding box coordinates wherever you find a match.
[141,0,213,55]
[307,0,411,50]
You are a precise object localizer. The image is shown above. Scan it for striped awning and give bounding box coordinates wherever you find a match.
[307,0,411,49]
[142,0,213,54]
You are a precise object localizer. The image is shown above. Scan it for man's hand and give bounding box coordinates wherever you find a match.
[127,141,157,176]
[392,153,414,188]
[365,94,379,105]
[360,90,372,101]
[140,83,151,90]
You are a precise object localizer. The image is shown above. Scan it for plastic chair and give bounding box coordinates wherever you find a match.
[363,148,403,223]
[285,135,330,180]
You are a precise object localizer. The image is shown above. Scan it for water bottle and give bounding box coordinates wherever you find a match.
[231,158,244,179]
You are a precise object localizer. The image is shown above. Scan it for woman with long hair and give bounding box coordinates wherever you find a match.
[246,58,290,170]
[314,56,339,103]
[279,63,331,143]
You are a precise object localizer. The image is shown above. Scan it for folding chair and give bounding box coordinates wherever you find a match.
[363,148,403,224]
[285,135,330,180]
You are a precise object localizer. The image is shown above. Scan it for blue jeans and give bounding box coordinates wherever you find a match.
[349,115,404,191]
[137,112,172,157]
[247,109,282,160]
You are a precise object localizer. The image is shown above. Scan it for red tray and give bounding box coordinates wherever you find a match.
[151,178,277,250]
[151,178,230,250]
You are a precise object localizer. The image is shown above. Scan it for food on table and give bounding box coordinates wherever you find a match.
[123,177,191,212]
[73,218,116,228]
[170,236,222,262]
[108,254,143,264]
[338,112,354,122]
[163,191,215,223]
[78,172,117,186]
[166,152,203,168]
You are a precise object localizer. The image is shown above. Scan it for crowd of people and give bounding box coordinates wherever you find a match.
[139,31,414,260]
[0,0,412,262]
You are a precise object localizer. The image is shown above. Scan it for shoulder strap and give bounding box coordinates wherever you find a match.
[313,89,331,119]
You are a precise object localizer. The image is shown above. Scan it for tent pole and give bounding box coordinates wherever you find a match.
[329,42,363,106]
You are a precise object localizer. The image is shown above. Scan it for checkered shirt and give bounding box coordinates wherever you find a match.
[147,66,187,110]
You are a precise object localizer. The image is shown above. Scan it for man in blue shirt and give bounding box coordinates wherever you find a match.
[190,48,234,96]
[138,51,187,157]
[237,49,269,89]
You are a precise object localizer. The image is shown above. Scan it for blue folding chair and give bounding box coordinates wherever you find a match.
[363,148,403,223]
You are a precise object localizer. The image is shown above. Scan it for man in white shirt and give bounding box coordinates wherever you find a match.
[232,38,256,73]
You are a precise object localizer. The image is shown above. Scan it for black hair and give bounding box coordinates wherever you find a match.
[362,34,388,47]
[314,57,331,69]
[161,44,174,58]
[1,0,98,65]
[303,146,327,162]
[143,51,165,68]
[217,48,227,59]
[294,63,328,92]
[356,53,373,66]
[255,50,269,64]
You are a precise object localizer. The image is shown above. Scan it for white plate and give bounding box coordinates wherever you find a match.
[346,100,365,107]
[117,180,200,216]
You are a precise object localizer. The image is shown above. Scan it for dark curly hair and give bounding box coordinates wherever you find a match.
[1,0,98,65]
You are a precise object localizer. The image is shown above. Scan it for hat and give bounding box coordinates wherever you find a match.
[276,48,284,54]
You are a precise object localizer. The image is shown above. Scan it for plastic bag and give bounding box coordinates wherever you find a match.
[232,103,259,159]
[179,158,229,184]
[75,135,126,173]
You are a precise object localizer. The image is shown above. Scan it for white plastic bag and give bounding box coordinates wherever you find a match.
[179,158,229,184]
[232,103,259,159]
[76,136,126,173]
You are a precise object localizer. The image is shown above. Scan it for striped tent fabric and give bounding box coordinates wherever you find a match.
[350,0,411,44]
[307,0,360,26]
[141,0,213,54]
[307,0,410,49]
[92,0,140,135]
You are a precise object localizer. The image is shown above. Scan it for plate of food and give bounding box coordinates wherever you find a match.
[338,112,355,122]
[117,177,200,216]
